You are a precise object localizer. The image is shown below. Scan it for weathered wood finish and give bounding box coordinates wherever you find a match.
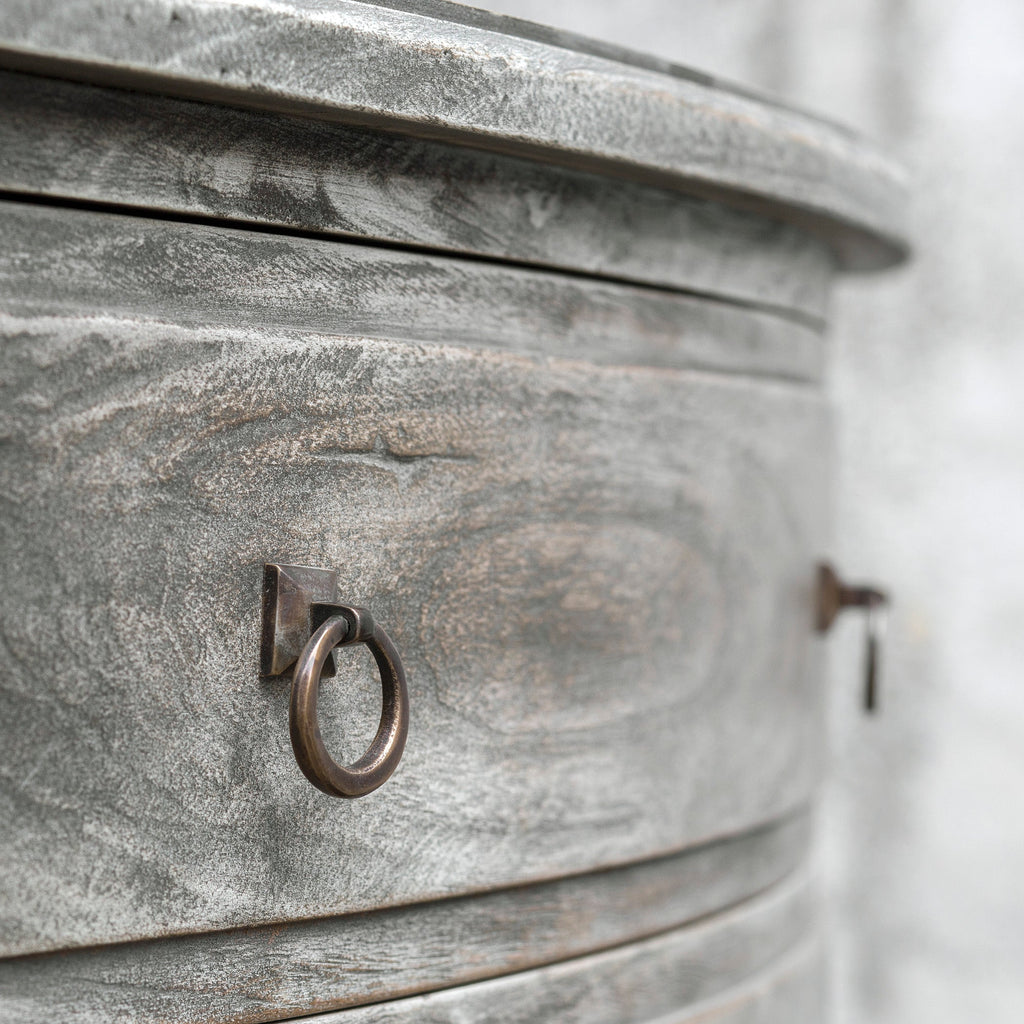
[0,816,807,1024]
[0,214,829,952]
[0,201,824,382]
[0,4,911,1015]
[0,0,907,268]
[0,71,833,322]
[310,949,824,1024]
[269,875,821,1024]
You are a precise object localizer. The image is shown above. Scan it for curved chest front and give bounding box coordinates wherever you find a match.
[0,4,905,1021]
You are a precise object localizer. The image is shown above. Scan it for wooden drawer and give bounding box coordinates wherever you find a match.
[298,875,824,1024]
[1,828,814,1022]
[1,199,827,955]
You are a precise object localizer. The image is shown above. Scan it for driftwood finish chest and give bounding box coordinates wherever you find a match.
[0,2,906,1021]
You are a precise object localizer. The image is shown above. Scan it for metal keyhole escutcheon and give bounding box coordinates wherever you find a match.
[262,564,409,798]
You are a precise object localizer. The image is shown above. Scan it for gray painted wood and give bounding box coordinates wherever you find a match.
[0,4,909,1019]
[0,0,907,269]
[0,816,807,1024]
[263,874,821,1024]
[313,948,824,1024]
[0,271,829,953]
[0,201,824,382]
[0,70,834,323]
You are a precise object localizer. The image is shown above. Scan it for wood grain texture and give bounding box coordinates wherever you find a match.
[0,71,835,323]
[0,200,824,382]
[0,816,807,1024]
[0,0,907,269]
[0,288,830,954]
[254,874,822,1024]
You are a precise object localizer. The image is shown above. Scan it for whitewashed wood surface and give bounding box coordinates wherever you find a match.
[0,70,834,323]
[280,874,822,1024]
[0,200,829,953]
[0,0,907,268]
[0,201,824,382]
[0,816,808,1023]
[0,4,914,1021]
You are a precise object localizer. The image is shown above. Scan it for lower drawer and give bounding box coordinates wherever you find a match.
[0,201,829,955]
[316,886,822,1024]
[0,861,818,1024]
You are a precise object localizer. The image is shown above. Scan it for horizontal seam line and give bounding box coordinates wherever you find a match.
[0,187,828,331]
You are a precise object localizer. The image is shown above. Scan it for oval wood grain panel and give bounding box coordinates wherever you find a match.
[278,875,822,1024]
[0,816,807,1024]
[0,71,832,322]
[0,299,829,953]
[0,0,907,268]
[424,521,723,733]
[0,200,822,382]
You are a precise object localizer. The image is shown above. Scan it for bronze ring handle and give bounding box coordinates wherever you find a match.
[816,562,890,713]
[290,605,409,798]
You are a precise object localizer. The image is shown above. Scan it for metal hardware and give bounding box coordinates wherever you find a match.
[816,562,889,713]
[262,562,341,678]
[262,563,410,797]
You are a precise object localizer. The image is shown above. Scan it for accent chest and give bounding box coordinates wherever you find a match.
[0,3,906,1021]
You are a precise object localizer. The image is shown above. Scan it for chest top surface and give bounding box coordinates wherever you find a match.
[0,0,907,270]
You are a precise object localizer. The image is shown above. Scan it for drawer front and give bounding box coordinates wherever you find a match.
[0,203,829,954]
[239,875,823,1024]
[0,201,823,383]
[0,70,834,322]
[0,818,809,1023]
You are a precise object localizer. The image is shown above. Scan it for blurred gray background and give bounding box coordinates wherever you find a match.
[461,1,1024,1021]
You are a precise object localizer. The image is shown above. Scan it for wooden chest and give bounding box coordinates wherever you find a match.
[0,1,906,1021]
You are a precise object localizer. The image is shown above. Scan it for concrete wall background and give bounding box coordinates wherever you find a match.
[461,2,1024,1020]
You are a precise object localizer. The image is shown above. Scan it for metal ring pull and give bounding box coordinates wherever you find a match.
[261,565,411,797]
[862,599,888,712]
[289,605,409,798]
[816,562,890,713]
